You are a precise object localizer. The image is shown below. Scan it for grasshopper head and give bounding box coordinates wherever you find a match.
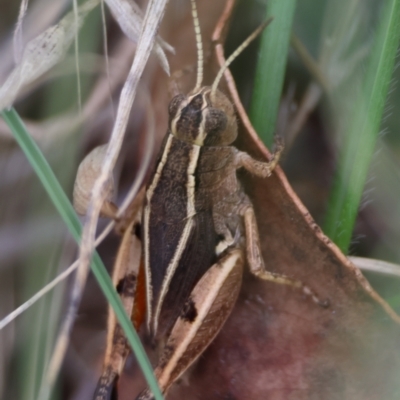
[168,87,237,146]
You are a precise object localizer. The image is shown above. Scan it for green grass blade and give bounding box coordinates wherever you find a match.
[323,0,400,252]
[249,0,297,147]
[1,108,164,400]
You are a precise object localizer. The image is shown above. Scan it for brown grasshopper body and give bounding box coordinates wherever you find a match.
[136,86,286,399]
[145,87,255,340]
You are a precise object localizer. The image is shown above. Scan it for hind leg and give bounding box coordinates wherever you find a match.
[242,205,329,307]
[136,248,244,400]
[94,190,146,400]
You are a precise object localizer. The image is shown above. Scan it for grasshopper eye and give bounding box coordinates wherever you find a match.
[203,108,227,146]
[202,88,237,146]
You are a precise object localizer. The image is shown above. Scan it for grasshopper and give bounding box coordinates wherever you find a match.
[75,1,327,399]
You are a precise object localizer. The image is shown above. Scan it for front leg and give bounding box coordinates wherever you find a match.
[236,138,284,178]
[233,141,328,307]
[136,248,244,400]
[242,205,329,307]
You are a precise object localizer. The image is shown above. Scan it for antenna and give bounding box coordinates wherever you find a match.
[190,0,204,92]
[211,18,273,101]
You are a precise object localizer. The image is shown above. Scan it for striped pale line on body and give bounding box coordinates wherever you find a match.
[193,89,211,146]
[157,250,243,389]
[143,134,174,330]
[170,97,189,137]
[152,144,201,335]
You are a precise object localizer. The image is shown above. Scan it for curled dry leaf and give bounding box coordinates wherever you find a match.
[105,0,174,75]
[112,1,400,399]
[0,0,99,110]
[73,145,117,219]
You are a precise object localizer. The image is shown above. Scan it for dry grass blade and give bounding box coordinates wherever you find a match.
[0,214,114,334]
[13,0,29,64]
[44,0,168,394]
[350,257,400,278]
[0,0,99,110]
[72,0,82,111]
[0,39,137,143]
[116,90,155,218]
[105,0,174,74]
[0,261,79,331]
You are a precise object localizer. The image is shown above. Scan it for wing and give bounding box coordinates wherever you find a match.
[143,134,218,338]
[155,209,217,337]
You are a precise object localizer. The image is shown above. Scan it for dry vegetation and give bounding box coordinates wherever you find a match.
[1,0,400,399]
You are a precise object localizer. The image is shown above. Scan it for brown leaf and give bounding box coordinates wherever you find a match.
[164,141,400,399]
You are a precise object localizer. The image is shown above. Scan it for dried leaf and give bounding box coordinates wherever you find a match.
[0,0,99,110]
